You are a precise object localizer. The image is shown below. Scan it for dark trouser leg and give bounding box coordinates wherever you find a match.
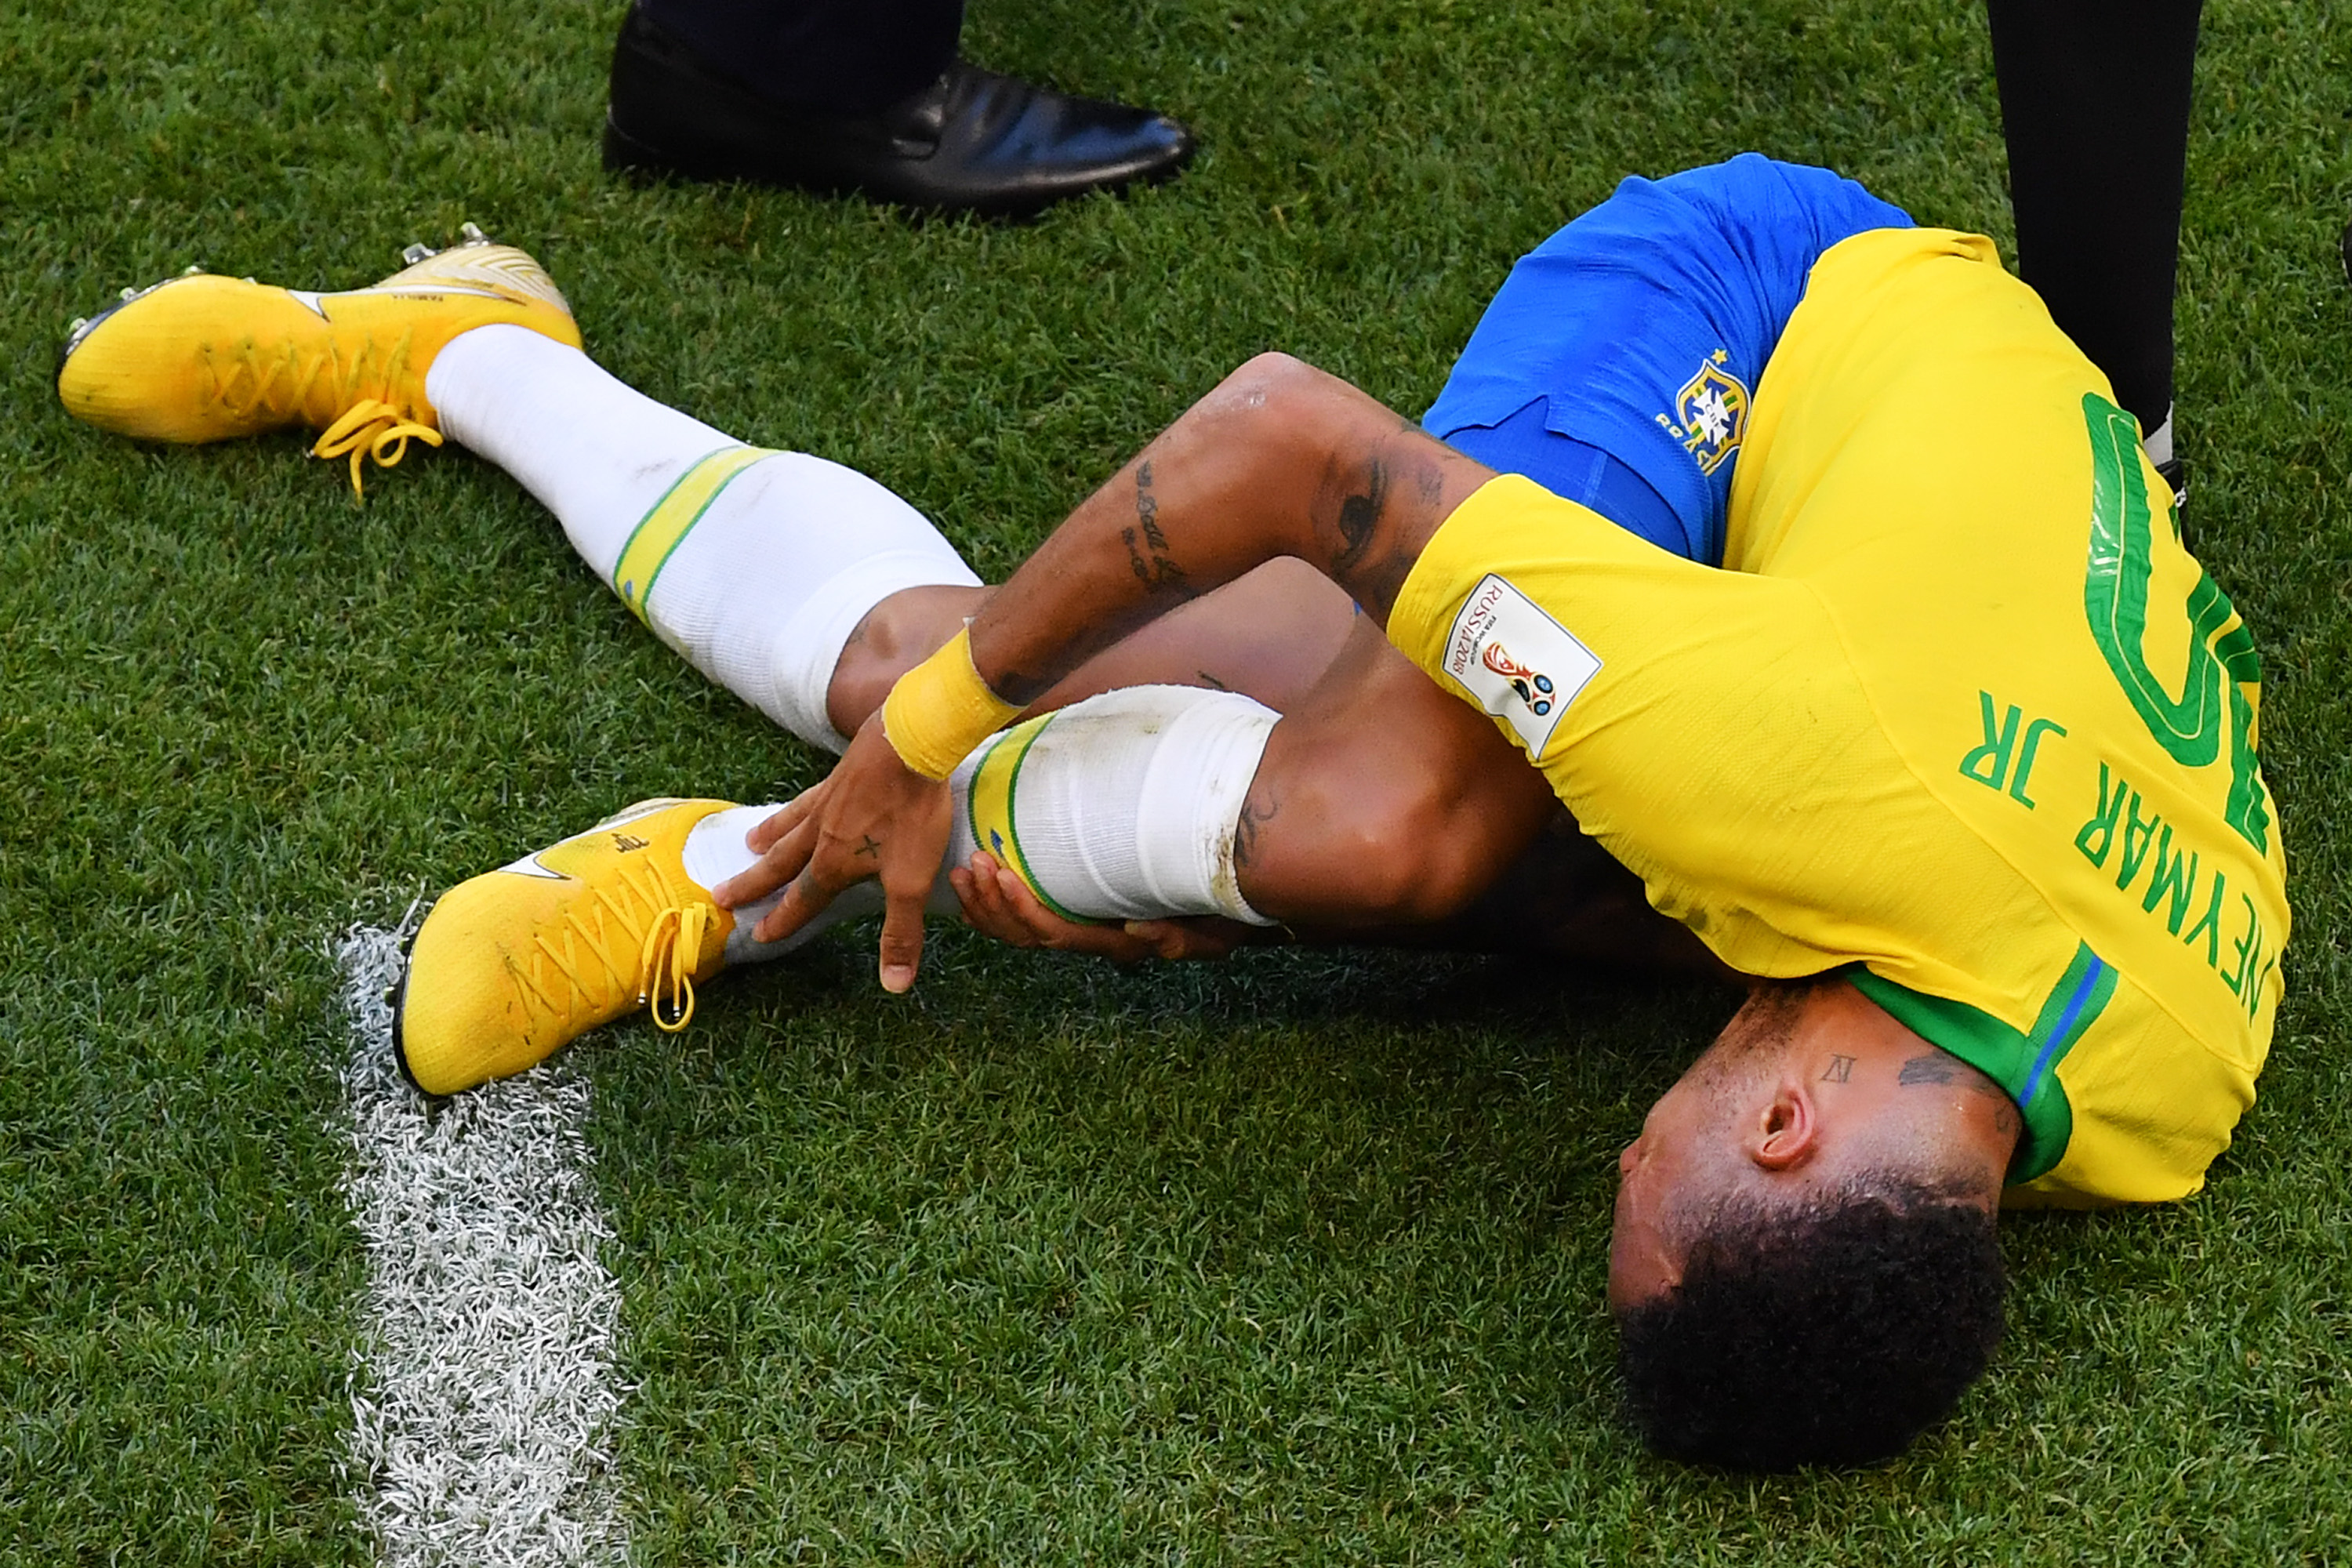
[1987,0,2203,440]
[636,0,964,114]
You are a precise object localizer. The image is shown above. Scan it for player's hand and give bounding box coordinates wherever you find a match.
[712,713,952,993]
[949,850,1251,962]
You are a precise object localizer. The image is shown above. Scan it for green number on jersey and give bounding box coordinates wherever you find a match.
[2080,394,2270,854]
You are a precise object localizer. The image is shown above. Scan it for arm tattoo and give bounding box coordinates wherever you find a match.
[1416,456,1446,504]
[1315,437,1458,615]
[1134,459,1171,551]
[1331,459,1388,572]
[1122,460,1192,597]
[1820,1054,1856,1083]
[1232,793,1278,871]
[992,666,1052,706]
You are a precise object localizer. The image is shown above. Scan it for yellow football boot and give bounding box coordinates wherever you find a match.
[56,223,583,497]
[393,797,742,1096]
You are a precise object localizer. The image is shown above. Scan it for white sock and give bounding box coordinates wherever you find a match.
[680,804,886,965]
[942,685,1280,925]
[2143,407,2175,468]
[426,325,980,750]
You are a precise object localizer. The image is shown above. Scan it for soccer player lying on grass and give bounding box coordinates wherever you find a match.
[57,158,2287,1471]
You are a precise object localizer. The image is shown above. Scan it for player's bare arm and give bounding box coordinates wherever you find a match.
[956,351,1493,701]
[715,353,1496,991]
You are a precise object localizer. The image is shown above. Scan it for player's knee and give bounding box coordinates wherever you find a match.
[822,585,979,738]
[1208,351,1324,428]
[1228,349,1312,389]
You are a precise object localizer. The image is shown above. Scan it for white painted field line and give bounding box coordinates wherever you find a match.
[336,922,635,1568]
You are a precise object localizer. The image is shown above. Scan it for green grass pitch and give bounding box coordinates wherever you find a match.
[6,0,2352,1560]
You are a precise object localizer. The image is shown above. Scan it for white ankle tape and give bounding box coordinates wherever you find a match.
[947,685,1279,925]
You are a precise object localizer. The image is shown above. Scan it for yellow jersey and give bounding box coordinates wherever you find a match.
[1390,227,2288,1207]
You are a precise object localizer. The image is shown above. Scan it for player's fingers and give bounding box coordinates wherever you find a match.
[752,856,847,945]
[988,865,1161,960]
[954,855,1104,952]
[970,855,1243,964]
[949,855,1027,943]
[743,786,823,854]
[960,853,1024,924]
[877,882,928,994]
[713,815,817,909]
[957,891,1039,949]
[990,865,1082,944]
[1123,918,1245,962]
[1123,920,1196,960]
[750,817,869,942]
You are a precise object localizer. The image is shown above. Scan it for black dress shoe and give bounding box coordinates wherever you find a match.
[603,4,1195,219]
[2154,456,2191,552]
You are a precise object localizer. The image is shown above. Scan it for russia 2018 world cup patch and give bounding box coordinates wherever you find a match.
[1440,573,1602,758]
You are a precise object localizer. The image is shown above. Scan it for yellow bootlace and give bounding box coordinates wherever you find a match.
[514,860,717,1036]
[312,400,442,501]
[199,326,441,501]
[637,903,715,1033]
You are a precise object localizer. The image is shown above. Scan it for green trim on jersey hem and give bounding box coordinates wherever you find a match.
[1847,942,2115,1184]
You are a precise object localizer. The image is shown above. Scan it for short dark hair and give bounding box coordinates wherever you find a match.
[1615,1179,2006,1470]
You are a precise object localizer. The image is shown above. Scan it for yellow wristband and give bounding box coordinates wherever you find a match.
[880,626,1023,780]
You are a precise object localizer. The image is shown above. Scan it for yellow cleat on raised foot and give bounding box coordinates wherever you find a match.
[56,224,583,497]
[393,797,742,1096]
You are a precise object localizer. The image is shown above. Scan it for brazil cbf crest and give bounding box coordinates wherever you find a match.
[1656,349,1751,476]
[1441,573,1602,759]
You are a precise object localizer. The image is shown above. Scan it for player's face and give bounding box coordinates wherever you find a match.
[1607,1106,1698,1309]
[1606,988,1803,1309]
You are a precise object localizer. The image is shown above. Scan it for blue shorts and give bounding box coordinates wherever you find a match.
[1425,154,1912,566]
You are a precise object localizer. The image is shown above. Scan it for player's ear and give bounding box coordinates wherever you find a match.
[1746,1082,1819,1172]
